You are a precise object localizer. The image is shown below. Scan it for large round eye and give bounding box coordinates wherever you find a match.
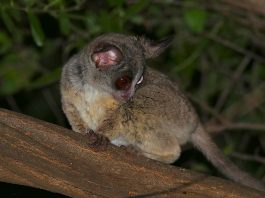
[115,74,132,90]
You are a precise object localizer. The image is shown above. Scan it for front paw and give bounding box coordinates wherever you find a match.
[85,129,110,149]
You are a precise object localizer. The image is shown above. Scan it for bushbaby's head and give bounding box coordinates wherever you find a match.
[64,33,171,101]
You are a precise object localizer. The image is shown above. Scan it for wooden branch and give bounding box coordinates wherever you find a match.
[0,108,264,198]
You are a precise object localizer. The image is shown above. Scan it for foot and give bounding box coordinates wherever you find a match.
[85,129,109,149]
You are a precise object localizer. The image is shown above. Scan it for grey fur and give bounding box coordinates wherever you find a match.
[61,33,265,192]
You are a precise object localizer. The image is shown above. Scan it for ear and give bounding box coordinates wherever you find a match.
[91,43,123,70]
[139,36,173,59]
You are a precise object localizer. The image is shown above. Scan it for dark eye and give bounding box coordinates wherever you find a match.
[115,74,132,90]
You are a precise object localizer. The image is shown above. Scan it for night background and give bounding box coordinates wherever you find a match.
[0,0,265,197]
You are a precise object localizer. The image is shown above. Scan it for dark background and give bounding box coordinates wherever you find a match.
[0,0,265,197]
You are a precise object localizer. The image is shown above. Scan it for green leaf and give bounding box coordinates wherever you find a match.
[85,13,101,34]
[59,13,71,35]
[1,11,14,34]
[1,9,23,42]
[28,12,45,47]
[223,143,235,155]
[107,0,124,7]
[125,0,148,20]
[0,70,27,95]
[184,8,207,33]
[22,0,37,7]
[0,50,39,95]
[44,0,63,10]
[0,31,11,54]
[98,10,122,32]
[256,64,265,81]
[30,67,62,89]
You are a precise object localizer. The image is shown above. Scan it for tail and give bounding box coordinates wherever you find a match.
[191,124,265,192]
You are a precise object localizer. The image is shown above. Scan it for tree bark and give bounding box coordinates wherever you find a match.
[0,108,264,198]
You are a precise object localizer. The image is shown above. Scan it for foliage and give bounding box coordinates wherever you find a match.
[0,0,265,193]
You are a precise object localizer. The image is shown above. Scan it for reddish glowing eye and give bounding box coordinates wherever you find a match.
[115,75,132,90]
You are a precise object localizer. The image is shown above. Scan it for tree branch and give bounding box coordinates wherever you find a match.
[0,108,264,198]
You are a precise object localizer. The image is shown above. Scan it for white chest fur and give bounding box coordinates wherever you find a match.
[72,84,118,131]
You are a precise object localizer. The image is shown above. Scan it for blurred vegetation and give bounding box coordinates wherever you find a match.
[0,0,265,195]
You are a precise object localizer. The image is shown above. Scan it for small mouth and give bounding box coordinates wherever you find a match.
[121,90,132,100]
[112,88,134,102]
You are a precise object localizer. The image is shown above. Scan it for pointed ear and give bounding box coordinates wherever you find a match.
[139,36,173,59]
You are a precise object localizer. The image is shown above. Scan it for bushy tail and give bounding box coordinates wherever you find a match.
[191,124,265,192]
